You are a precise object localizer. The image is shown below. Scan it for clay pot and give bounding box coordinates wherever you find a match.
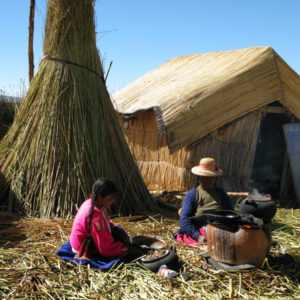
[207,223,271,266]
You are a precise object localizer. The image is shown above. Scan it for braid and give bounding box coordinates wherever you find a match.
[78,192,97,257]
[87,192,97,245]
[88,192,97,235]
[78,178,117,257]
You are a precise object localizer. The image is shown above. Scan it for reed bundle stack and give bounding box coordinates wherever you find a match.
[0,0,156,217]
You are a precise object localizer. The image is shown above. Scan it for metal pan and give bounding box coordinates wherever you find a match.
[131,235,168,250]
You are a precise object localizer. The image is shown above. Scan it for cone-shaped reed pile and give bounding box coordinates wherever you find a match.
[0,0,156,217]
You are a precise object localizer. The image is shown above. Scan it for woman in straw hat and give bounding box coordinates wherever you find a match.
[175,158,234,244]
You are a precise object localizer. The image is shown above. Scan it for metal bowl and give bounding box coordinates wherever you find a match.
[131,235,168,250]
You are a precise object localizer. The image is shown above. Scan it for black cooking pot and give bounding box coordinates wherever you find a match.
[239,194,277,223]
[139,248,179,272]
[189,210,264,230]
[131,236,179,272]
[188,210,241,228]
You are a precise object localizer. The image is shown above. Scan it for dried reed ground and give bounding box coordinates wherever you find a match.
[0,208,299,299]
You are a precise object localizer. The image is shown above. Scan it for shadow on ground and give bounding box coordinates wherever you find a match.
[0,212,26,248]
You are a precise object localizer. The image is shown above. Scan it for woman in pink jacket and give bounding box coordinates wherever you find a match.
[70,178,144,260]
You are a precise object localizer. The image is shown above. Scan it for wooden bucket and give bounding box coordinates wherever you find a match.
[207,224,271,266]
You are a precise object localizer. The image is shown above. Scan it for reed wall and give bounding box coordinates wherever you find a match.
[121,110,264,192]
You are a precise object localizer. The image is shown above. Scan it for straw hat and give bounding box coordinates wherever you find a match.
[191,157,223,177]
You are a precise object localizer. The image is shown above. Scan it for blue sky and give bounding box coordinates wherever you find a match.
[1,0,300,96]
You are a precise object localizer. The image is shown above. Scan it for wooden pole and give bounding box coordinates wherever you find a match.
[28,0,35,83]
[227,192,249,197]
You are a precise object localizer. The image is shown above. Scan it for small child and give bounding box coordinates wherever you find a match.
[70,177,144,260]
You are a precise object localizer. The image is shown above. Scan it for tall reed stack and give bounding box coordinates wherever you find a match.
[0,0,156,217]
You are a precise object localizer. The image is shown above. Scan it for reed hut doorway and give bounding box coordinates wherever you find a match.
[251,108,291,201]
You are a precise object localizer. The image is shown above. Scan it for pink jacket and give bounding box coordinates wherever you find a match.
[69,199,126,257]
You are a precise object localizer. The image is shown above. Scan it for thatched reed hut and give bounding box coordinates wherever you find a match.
[112,46,300,206]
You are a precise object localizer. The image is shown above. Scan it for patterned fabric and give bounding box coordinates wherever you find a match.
[175,227,207,245]
[56,241,121,269]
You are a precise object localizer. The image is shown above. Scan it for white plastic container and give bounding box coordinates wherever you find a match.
[158,264,178,278]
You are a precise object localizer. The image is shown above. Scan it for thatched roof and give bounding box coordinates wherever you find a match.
[112,46,300,153]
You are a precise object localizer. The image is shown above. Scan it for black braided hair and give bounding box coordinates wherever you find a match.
[79,178,117,257]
